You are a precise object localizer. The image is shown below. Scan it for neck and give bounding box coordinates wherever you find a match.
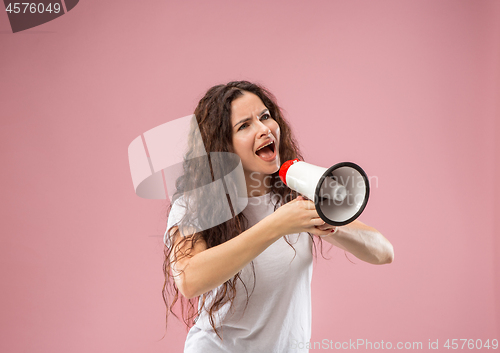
[245,171,272,197]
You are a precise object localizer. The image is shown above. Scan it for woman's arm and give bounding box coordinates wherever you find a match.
[170,198,332,299]
[319,220,394,265]
[170,215,281,299]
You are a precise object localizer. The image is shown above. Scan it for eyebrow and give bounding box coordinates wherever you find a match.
[233,109,270,128]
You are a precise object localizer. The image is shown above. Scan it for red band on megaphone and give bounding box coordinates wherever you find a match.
[279,158,300,185]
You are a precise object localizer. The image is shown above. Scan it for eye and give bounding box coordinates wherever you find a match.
[260,113,271,121]
[237,122,248,131]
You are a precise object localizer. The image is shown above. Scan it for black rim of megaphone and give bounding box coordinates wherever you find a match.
[313,162,370,226]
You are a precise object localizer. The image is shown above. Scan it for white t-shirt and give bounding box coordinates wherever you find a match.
[166,192,313,353]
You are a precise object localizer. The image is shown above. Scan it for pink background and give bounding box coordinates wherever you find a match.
[1,1,499,352]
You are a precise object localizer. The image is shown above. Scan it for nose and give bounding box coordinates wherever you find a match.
[256,120,271,139]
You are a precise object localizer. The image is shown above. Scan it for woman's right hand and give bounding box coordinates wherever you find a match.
[269,196,333,237]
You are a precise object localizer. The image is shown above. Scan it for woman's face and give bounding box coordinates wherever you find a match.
[230,91,281,179]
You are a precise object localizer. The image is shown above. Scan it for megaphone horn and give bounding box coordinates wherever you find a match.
[279,159,370,226]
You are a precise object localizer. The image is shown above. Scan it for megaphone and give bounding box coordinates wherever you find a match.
[279,159,370,226]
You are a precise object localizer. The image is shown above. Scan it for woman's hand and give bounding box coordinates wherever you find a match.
[270,196,335,237]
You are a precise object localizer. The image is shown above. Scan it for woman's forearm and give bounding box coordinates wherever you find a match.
[175,214,282,299]
[322,220,394,265]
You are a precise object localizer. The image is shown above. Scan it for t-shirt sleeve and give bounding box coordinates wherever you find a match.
[164,197,202,248]
[164,198,188,248]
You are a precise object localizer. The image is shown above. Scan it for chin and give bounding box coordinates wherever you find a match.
[263,162,280,176]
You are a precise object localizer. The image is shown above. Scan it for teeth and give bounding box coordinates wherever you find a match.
[256,141,273,151]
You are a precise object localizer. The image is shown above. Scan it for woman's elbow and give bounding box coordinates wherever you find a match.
[176,279,199,300]
[172,270,197,300]
[368,243,394,265]
[182,291,197,300]
[380,244,394,264]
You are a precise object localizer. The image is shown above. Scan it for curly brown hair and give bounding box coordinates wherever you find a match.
[162,81,319,339]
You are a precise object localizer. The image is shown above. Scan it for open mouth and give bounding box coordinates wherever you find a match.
[255,141,276,161]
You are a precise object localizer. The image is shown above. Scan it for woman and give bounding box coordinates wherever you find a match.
[163,81,394,352]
